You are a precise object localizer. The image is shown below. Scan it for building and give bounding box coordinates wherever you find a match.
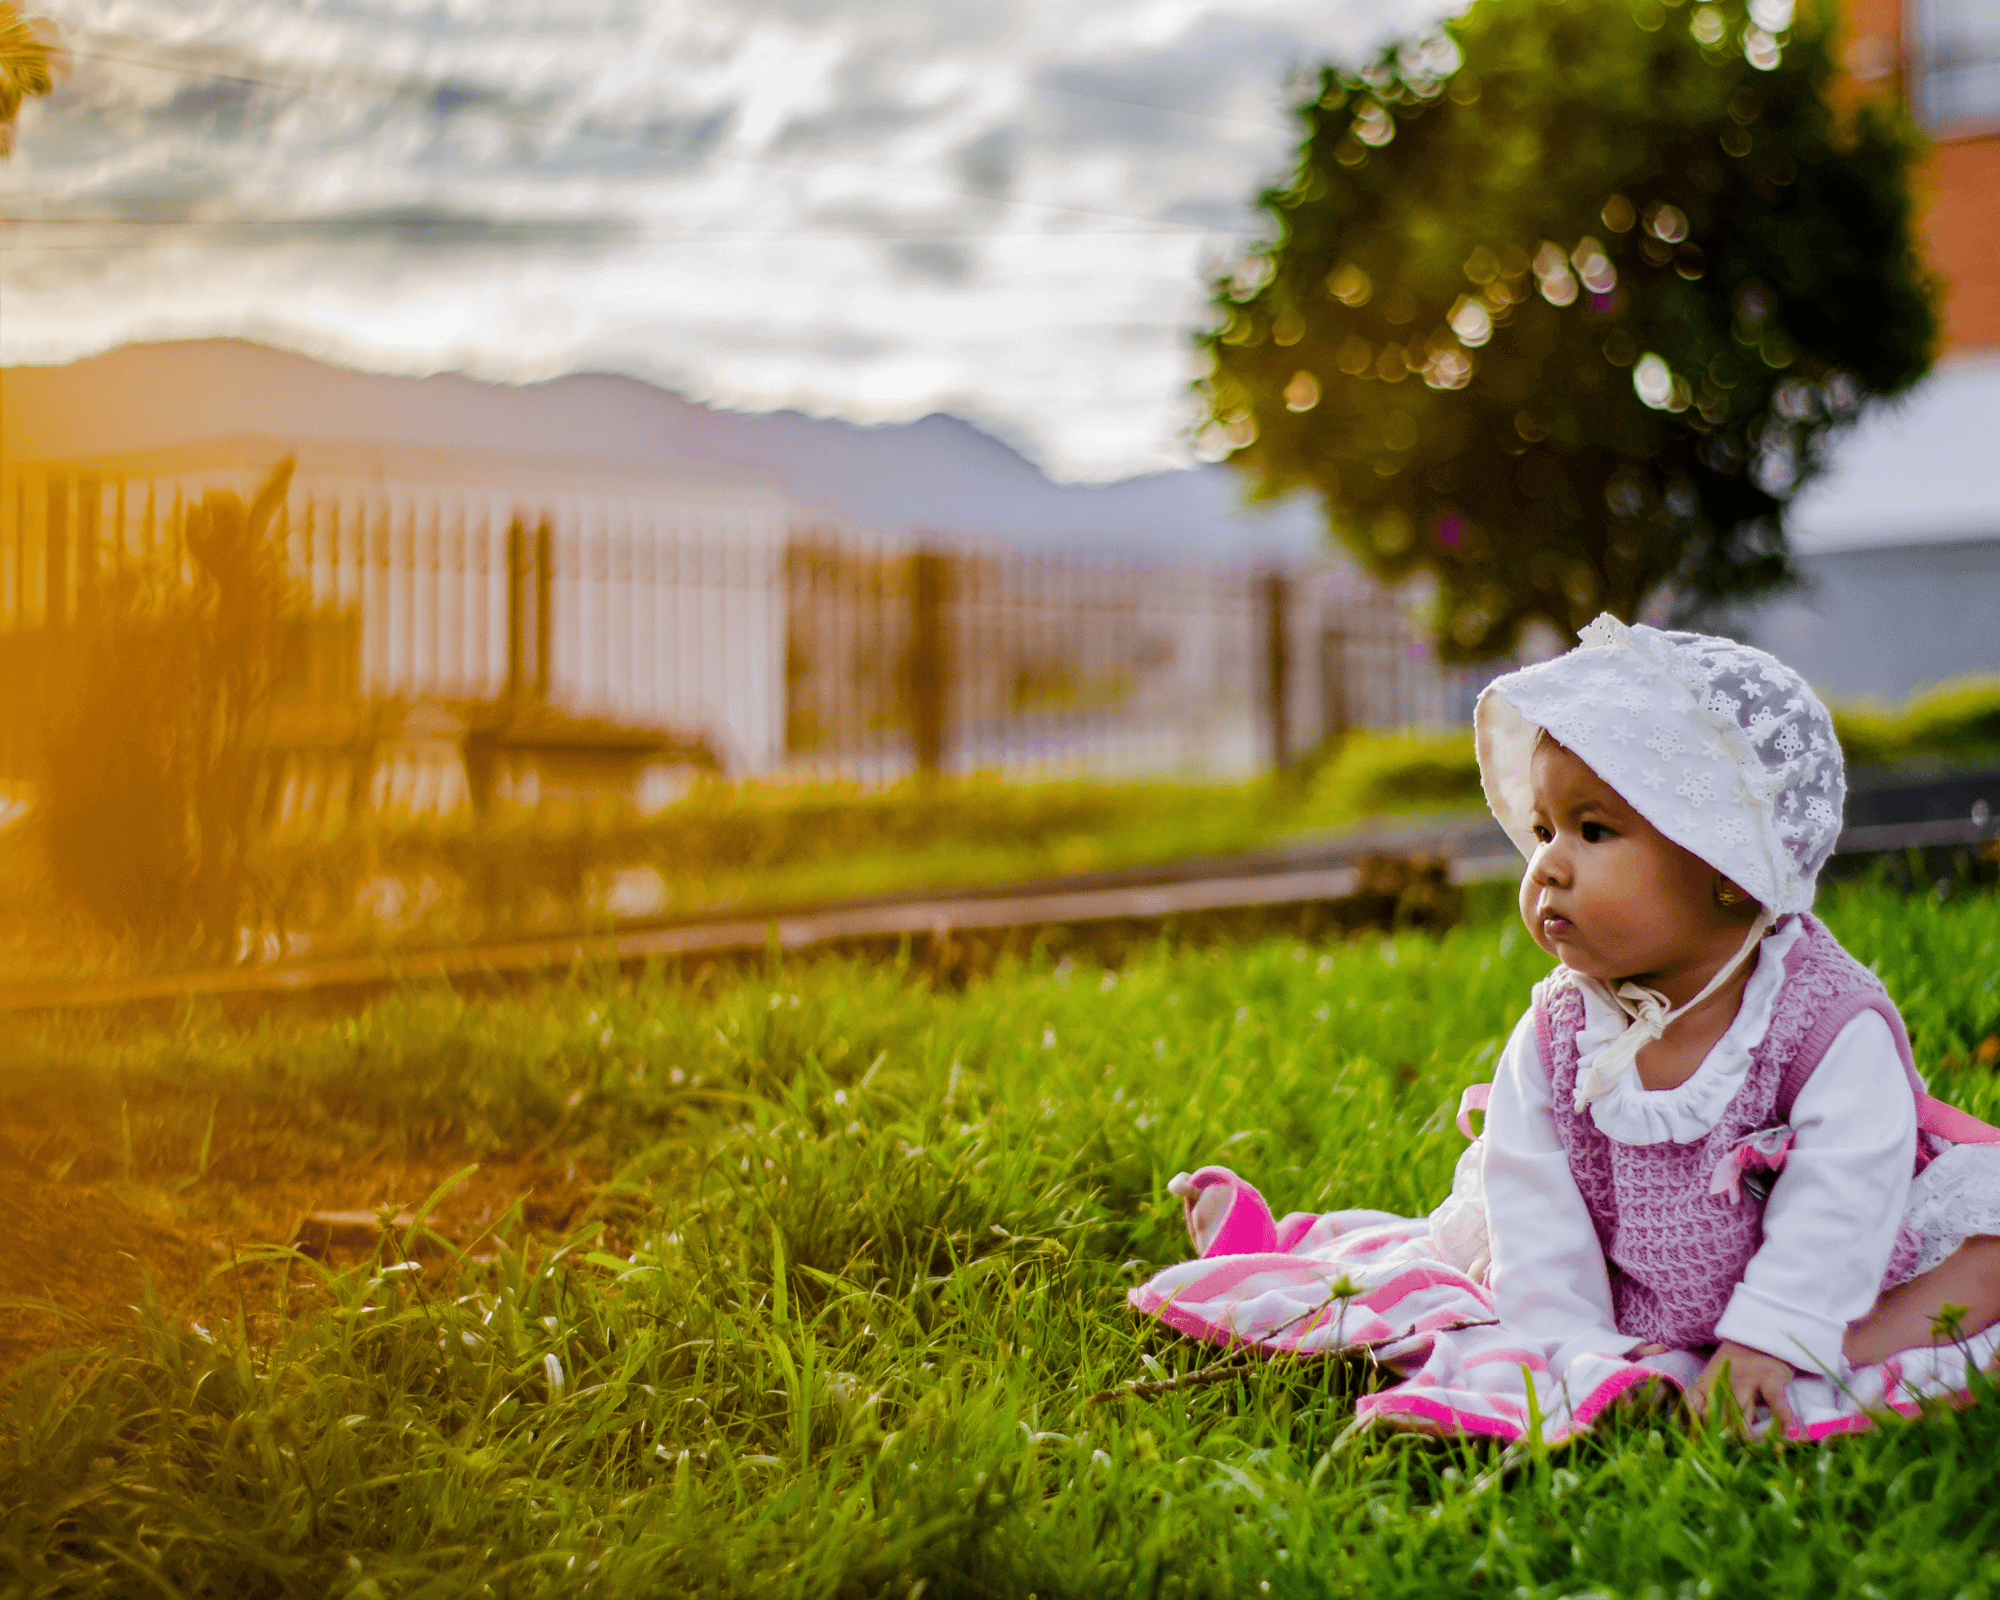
[1745,0,2000,701]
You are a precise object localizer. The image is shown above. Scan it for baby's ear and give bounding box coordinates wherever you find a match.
[1712,876,1755,912]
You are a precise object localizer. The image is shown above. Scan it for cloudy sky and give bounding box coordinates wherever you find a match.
[1,0,1459,481]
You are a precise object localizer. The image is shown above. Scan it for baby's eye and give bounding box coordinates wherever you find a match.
[1580,821,1613,843]
[1531,824,1553,844]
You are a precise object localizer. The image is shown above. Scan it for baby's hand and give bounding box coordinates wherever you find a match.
[1691,1339,1798,1437]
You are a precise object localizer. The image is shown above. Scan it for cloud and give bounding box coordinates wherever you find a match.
[770,96,931,157]
[2,0,1462,481]
[890,239,973,282]
[954,127,1015,198]
[159,77,258,129]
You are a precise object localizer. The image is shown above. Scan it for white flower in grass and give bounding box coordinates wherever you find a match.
[544,1353,566,1395]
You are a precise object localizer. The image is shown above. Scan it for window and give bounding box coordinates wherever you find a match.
[1911,0,2000,134]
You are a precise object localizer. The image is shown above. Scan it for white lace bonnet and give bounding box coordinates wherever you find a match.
[1474,613,1844,915]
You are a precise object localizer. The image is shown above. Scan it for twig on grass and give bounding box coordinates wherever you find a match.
[1090,1310,1505,1406]
[1087,1348,1262,1404]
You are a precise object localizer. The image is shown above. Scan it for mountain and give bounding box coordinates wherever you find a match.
[1,339,1326,567]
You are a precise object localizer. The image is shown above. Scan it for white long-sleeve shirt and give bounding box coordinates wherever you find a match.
[1482,919,1917,1377]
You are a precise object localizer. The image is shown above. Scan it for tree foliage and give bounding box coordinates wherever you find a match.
[1199,0,1936,660]
[0,2,59,156]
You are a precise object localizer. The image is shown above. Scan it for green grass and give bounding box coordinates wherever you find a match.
[6,883,2000,1596]
[361,772,1315,933]
[345,753,1489,942]
[0,761,1495,985]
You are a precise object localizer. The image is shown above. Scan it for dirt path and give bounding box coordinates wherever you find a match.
[1,1095,605,1370]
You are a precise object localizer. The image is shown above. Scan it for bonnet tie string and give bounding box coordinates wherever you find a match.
[1562,910,1773,1113]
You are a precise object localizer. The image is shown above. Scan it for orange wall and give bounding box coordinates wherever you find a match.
[1840,0,2000,353]
[1925,139,2000,351]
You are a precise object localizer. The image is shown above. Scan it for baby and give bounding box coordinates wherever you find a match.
[1136,614,2000,1441]
[1480,617,2000,1432]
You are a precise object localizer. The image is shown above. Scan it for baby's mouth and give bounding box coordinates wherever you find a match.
[1539,909,1575,938]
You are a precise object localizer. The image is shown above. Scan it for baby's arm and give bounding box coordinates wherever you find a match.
[1713,1010,1917,1376]
[1483,1006,1641,1366]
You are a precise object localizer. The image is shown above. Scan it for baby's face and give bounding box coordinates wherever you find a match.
[1519,738,1749,996]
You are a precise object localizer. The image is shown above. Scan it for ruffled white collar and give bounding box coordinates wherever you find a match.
[1573,916,1803,1146]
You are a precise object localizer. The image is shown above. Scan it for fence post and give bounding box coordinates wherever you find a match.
[1263,568,1291,773]
[44,474,66,629]
[506,516,527,701]
[1319,624,1349,746]
[76,473,99,621]
[910,546,949,777]
[534,516,553,702]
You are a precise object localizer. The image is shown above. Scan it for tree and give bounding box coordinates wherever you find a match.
[0,2,59,156]
[1198,0,1935,660]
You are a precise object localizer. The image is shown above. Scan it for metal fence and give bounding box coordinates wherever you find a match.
[784,536,1276,782]
[0,444,1465,816]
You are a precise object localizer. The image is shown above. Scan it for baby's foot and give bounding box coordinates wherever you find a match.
[1166,1167,1278,1257]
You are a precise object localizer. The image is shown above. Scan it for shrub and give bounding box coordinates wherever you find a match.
[360,773,1289,937]
[1305,728,1482,823]
[1832,677,2000,769]
[34,462,295,950]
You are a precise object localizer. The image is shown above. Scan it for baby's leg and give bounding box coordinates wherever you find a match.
[1843,1236,2000,1368]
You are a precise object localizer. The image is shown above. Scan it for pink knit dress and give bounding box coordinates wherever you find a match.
[1535,913,1925,1352]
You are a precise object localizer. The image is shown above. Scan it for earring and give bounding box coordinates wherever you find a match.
[1714,879,1747,908]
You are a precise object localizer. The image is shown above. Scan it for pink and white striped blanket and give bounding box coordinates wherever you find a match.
[1128,1166,1997,1444]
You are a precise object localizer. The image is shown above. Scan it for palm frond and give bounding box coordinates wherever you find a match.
[0,3,61,156]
